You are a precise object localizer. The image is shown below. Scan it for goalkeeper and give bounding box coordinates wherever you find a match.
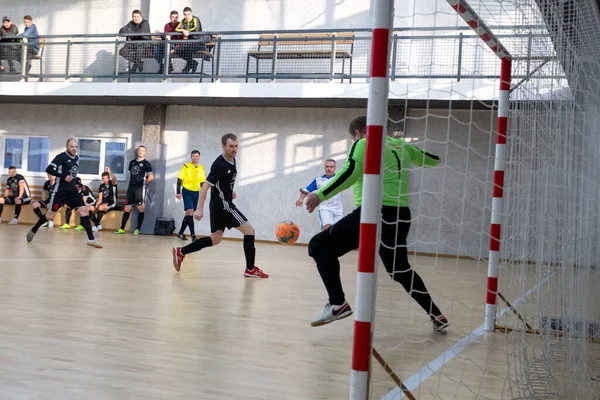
[304,116,448,331]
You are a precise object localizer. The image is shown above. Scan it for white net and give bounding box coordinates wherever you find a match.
[366,0,600,399]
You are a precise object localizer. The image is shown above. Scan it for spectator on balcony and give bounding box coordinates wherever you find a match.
[174,7,204,74]
[154,10,180,74]
[17,15,39,73]
[119,9,151,73]
[0,16,18,74]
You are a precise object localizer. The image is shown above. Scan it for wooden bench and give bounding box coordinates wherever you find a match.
[25,37,45,82]
[126,35,217,82]
[0,184,130,231]
[245,32,354,83]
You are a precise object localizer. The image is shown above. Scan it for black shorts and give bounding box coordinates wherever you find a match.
[100,201,116,211]
[48,191,85,212]
[210,204,248,233]
[36,199,49,208]
[126,185,146,206]
[4,195,31,205]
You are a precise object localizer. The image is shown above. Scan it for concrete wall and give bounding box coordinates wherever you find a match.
[0,102,502,258]
[0,104,143,187]
[5,0,150,36]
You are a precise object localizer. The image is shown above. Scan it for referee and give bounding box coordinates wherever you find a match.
[176,149,205,241]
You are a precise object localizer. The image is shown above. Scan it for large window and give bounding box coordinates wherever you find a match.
[77,138,127,180]
[2,136,50,175]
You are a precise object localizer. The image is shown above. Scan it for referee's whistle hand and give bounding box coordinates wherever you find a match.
[176,194,182,200]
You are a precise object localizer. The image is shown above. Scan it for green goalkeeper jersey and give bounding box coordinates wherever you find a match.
[315,137,440,208]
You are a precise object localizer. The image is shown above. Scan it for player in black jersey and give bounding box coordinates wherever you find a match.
[73,178,97,231]
[172,133,269,278]
[94,167,117,231]
[116,145,153,235]
[0,166,32,225]
[31,173,56,228]
[26,138,102,248]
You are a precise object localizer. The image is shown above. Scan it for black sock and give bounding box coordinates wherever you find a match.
[65,208,72,226]
[34,208,44,218]
[181,236,213,255]
[186,215,195,236]
[243,235,256,271]
[96,211,105,226]
[80,215,94,240]
[137,212,145,230]
[14,204,21,218]
[120,212,130,230]
[179,217,188,235]
[32,214,47,233]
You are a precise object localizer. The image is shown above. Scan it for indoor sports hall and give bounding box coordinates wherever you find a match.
[0,0,598,399]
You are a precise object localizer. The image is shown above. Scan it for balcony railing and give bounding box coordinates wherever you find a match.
[0,26,562,83]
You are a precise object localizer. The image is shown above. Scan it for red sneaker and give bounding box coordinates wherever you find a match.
[244,266,269,278]
[172,247,185,272]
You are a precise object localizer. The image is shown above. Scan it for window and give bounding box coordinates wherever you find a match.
[2,136,50,175]
[76,137,127,180]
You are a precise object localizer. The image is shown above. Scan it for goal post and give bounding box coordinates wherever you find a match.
[349,0,394,399]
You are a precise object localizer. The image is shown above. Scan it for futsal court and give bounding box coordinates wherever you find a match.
[0,225,518,399]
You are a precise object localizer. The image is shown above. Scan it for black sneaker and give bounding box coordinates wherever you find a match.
[191,235,197,241]
[177,233,188,241]
[433,316,449,331]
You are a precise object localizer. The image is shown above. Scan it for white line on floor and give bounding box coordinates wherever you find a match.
[381,273,555,400]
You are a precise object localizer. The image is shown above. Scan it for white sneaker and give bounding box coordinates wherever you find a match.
[86,239,103,248]
[8,218,18,225]
[310,301,353,327]
[92,226,98,232]
[97,224,102,231]
[48,221,54,228]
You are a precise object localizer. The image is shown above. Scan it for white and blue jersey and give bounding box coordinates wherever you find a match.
[306,174,343,214]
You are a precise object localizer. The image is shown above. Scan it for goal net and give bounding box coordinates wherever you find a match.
[353,0,600,399]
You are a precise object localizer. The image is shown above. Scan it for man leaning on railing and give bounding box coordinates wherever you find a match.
[0,16,18,74]
[174,6,204,74]
[118,9,151,73]
[17,15,39,74]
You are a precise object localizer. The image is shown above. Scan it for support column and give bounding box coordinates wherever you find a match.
[136,104,168,235]
[148,0,175,34]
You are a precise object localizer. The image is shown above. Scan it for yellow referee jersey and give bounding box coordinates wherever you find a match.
[177,162,206,192]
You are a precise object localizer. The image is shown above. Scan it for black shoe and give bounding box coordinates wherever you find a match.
[177,233,188,241]
[191,235,197,241]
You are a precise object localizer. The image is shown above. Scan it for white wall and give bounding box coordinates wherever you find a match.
[163,106,360,242]
[162,105,497,258]
[0,104,143,187]
[4,0,150,36]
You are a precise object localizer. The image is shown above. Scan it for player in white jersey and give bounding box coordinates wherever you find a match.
[296,159,343,231]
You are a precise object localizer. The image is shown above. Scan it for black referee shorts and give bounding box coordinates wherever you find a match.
[209,204,248,233]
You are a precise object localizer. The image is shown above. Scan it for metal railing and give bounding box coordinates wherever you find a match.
[0,26,563,83]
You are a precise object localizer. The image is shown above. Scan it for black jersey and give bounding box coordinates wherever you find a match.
[79,185,96,205]
[206,155,237,210]
[6,174,31,198]
[98,182,117,205]
[43,179,55,201]
[47,152,79,193]
[128,159,153,186]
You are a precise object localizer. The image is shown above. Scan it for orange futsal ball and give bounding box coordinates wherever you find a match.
[275,221,300,244]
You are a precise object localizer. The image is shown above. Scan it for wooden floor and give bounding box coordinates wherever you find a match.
[0,225,517,400]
